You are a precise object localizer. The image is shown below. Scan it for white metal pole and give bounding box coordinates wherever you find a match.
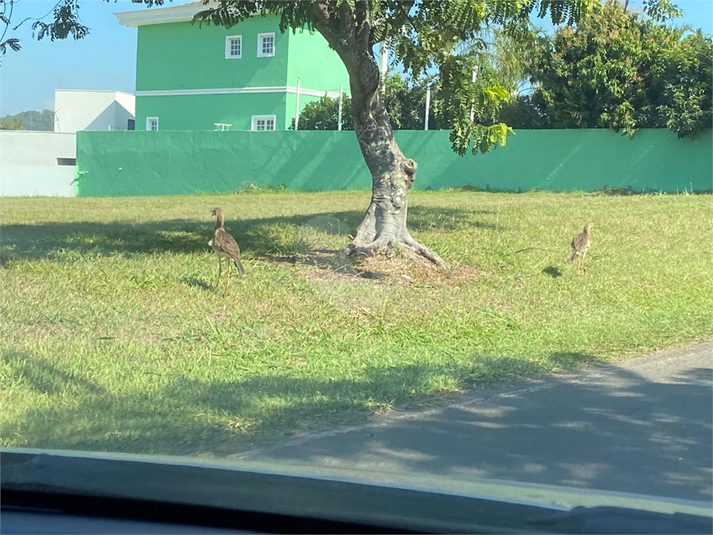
[380,42,388,94]
[294,77,301,130]
[338,86,343,131]
[424,85,431,130]
[469,67,478,122]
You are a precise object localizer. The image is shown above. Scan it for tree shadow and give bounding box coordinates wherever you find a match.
[3,346,711,502]
[407,205,502,231]
[0,205,499,266]
[3,351,106,396]
[253,357,713,503]
[1,350,593,457]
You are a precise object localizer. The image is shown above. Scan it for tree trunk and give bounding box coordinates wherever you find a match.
[342,54,447,267]
[349,88,446,267]
[308,4,446,268]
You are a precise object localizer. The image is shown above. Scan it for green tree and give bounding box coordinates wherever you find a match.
[1,0,590,265]
[529,0,712,137]
[291,94,353,130]
[4,109,55,130]
[292,73,439,131]
[196,2,591,265]
[496,95,551,129]
[296,26,545,133]
[0,116,22,130]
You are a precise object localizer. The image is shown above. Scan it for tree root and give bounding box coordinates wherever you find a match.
[346,235,448,269]
[401,234,448,268]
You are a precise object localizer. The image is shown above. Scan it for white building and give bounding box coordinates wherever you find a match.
[54,90,136,133]
[1,90,136,196]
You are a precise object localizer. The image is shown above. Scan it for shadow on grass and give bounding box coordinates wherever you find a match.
[0,205,501,266]
[3,351,106,396]
[1,349,595,458]
[3,346,711,501]
[542,266,563,278]
[181,276,212,291]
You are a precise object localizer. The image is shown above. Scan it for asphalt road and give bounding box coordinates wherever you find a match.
[238,342,713,502]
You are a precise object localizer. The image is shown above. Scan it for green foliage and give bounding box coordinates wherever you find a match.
[642,0,682,22]
[383,73,435,130]
[529,0,712,138]
[30,0,90,41]
[497,95,552,129]
[0,116,22,130]
[291,94,353,130]
[652,29,713,137]
[294,74,441,131]
[0,0,91,59]
[0,109,54,131]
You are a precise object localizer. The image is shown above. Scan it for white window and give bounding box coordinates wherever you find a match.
[251,115,276,131]
[146,117,159,131]
[225,35,242,59]
[257,32,275,57]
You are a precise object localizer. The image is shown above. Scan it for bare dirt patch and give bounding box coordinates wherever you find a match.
[286,247,478,288]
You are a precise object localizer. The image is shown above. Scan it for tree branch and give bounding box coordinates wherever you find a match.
[337,0,356,43]
[354,1,370,48]
[0,0,16,50]
[9,0,62,32]
[309,2,347,54]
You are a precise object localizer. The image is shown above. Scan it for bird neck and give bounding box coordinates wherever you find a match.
[214,214,224,231]
[583,226,590,235]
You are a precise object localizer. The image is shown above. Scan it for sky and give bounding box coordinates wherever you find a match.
[1,0,711,116]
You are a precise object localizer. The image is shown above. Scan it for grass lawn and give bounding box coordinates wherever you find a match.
[1,190,711,457]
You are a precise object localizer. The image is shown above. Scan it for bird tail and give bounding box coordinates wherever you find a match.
[233,257,245,276]
[569,251,578,263]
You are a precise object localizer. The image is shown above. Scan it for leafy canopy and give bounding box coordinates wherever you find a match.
[0,109,54,131]
[0,0,90,57]
[528,0,712,137]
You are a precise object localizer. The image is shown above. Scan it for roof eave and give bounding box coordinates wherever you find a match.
[114,4,208,28]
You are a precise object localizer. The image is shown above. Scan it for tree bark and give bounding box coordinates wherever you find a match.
[309,4,447,268]
[346,71,447,267]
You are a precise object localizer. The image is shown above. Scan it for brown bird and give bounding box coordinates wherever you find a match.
[209,207,245,294]
[569,222,594,265]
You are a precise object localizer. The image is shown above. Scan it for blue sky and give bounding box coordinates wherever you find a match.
[1,0,711,116]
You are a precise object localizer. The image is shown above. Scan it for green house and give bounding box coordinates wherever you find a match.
[115,2,349,131]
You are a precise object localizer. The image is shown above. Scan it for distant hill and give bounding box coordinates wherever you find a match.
[0,109,54,131]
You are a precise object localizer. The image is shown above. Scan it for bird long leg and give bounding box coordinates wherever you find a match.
[216,257,222,288]
[224,261,231,296]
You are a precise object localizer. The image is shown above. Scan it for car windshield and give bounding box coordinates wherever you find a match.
[1,0,711,516]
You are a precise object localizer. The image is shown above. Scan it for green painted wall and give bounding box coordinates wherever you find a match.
[76,129,712,197]
[136,93,289,131]
[286,29,349,95]
[134,15,349,131]
[136,16,289,91]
